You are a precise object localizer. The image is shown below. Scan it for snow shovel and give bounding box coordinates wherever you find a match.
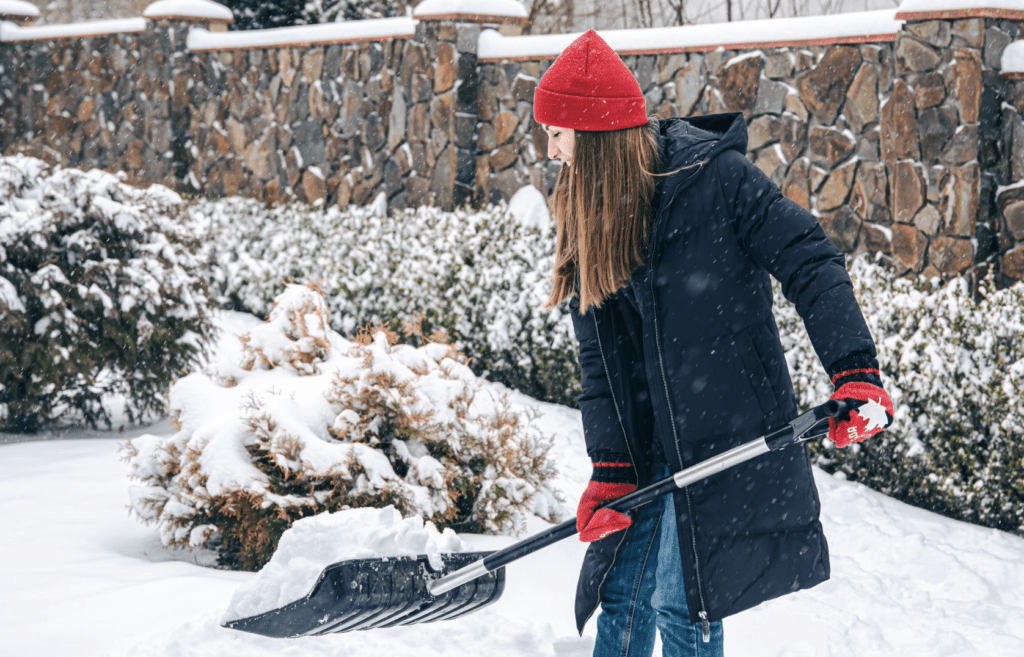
[223,399,859,638]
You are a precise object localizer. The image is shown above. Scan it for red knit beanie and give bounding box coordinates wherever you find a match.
[534,29,647,132]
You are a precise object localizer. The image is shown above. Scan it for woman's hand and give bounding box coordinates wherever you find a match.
[828,381,893,448]
[577,480,636,542]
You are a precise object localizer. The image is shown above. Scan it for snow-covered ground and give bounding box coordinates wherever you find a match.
[3,312,1024,656]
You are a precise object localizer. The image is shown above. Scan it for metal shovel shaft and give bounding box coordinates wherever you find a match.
[428,399,854,596]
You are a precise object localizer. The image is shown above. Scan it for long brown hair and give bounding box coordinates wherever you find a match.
[544,119,661,314]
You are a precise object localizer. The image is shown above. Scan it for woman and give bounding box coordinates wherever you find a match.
[533,31,893,656]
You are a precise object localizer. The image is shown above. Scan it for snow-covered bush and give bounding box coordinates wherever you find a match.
[190,193,581,407]
[776,257,1024,534]
[0,156,212,432]
[121,284,563,570]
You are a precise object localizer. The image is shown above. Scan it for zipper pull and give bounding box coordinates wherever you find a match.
[700,611,710,643]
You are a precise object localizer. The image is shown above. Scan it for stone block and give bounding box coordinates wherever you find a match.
[1004,200,1024,240]
[76,98,94,122]
[302,48,324,83]
[435,42,456,93]
[818,206,862,252]
[454,113,475,149]
[951,18,984,48]
[891,224,927,273]
[489,167,522,204]
[807,126,855,168]
[747,115,779,151]
[719,53,763,112]
[881,80,920,163]
[753,77,787,116]
[856,130,880,161]
[302,168,326,204]
[634,56,655,92]
[951,48,982,124]
[912,71,946,110]
[493,110,518,145]
[928,236,973,274]
[784,91,808,121]
[430,92,454,135]
[512,74,536,103]
[796,46,861,124]
[906,20,951,48]
[845,64,878,133]
[818,159,858,211]
[387,87,407,152]
[984,26,1012,70]
[656,53,688,85]
[927,165,948,203]
[810,165,828,193]
[939,123,978,165]
[763,50,794,79]
[851,161,887,221]
[913,203,942,236]
[777,115,807,163]
[754,145,788,186]
[782,157,811,209]
[456,24,481,53]
[918,106,957,163]
[896,35,942,72]
[862,222,892,253]
[489,143,517,170]
[293,119,326,166]
[1004,244,1024,281]
[946,162,979,236]
[674,58,704,116]
[409,103,429,142]
[893,160,925,224]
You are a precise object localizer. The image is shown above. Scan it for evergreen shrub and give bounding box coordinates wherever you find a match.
[121,284,563,570]
[775,258,1024,535]
[190,196,581,408]
[0,156,212,432]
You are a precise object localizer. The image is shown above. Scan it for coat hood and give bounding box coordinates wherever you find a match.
[655,113,748,208]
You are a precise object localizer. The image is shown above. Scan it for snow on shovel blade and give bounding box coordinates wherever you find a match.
[222,551,504,638]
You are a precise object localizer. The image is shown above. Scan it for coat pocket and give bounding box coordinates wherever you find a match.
[733,329,778,416]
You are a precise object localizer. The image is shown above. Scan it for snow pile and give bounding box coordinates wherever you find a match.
[0,155,211,433]
[191,194,579,408]
[187,16,416,51]
[414,0,527,19]
[1003,40,1024,74]
[775,257,1024,535]
[0,0,39,18]
[122,283,563,570]
[222,506,468,622]
[478,9,902,61]
[0,17,146,41]
[143,0,233,21]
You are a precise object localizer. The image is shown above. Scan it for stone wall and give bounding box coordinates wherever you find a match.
[2,6,1024,283]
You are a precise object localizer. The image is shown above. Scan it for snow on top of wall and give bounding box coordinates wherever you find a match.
[0,0,39,18]
[0,17,146,42]
[413,0,527,19]
[479,9,902,61]
[144,0,233,21]
[187,16,416,51]
[1003,40,1024,73]
[897,0,1024,17]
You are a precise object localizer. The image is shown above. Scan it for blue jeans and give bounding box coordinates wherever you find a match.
[593,463,724,657]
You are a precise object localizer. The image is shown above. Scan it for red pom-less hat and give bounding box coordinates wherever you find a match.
[533,29,647,132]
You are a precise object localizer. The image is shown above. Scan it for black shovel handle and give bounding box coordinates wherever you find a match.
[428,400,858,596]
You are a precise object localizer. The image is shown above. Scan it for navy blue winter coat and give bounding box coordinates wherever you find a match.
[571,113,877,633]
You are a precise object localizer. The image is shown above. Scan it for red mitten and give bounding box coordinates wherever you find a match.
[577,455,636,542]
[577,480,636,542]
[829,380,893,448]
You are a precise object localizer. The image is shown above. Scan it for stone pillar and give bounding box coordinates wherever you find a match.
[142,0,234,187]
[413,1,527,209]
[892,2,1024,284]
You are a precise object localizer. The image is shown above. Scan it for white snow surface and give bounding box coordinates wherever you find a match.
[222,506,468,622]
[508,184,552,232]
[0,17,146,41]
[144,0,233,21]
[3,309,1024,655]
[187,16,415,51]
[413,0,527,19]
[0,0,38,17]
[478,9,902,61]
[1003,40,1024,73]
[897,0,1024,14]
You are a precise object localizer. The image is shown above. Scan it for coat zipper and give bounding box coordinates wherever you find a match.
[579,312,639,632]
[649,161,712,640]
